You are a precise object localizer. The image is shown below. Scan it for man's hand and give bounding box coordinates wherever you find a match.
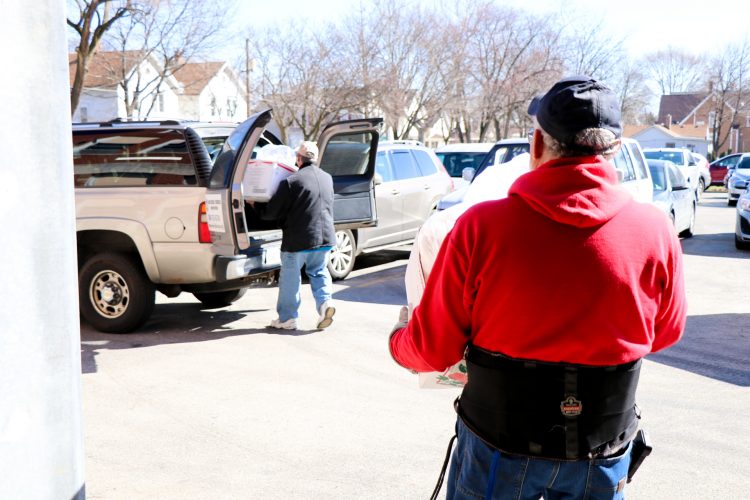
[392,305,409,333]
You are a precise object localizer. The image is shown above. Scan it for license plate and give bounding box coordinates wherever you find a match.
[264,246,281,266]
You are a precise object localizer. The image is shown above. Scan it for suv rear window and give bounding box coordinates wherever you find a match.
[73,129,197,187]
[413,150,438,176]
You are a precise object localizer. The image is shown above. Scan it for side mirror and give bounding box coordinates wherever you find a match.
[374,173,383,185]
[462,167,475,182]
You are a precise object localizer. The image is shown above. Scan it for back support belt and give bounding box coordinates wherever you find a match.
[458,344,641,460]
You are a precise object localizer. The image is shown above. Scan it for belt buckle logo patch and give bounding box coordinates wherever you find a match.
[560,395,583,416]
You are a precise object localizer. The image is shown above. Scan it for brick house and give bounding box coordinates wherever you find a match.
[656,91,750,158]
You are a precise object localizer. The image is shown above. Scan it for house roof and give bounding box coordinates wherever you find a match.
[632,124,709,141]
[69,50,145,89]
[657,93,706,125]
[623,124,649,138]
[172,62,226,96]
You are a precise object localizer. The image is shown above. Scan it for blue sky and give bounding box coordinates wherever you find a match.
[232,0,744,58]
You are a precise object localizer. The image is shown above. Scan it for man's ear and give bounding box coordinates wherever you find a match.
[532,129,545,160]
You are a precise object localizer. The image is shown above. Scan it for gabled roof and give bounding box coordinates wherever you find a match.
[622,124,649,138]
[172,62,227,96]
[657,93,706,125]
[632,124,709,140]
[69,50,146,89]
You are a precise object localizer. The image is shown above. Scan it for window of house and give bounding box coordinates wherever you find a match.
[665,142,676,148]
[746,115,750,128]
[158,94,165,113]
[226,98,237,118]
[709,111,716,129]
[72,129,197,188]
[80,106,88,123]
[210,97,217,117]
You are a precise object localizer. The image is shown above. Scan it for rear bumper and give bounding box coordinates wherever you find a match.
[215,243,281,282]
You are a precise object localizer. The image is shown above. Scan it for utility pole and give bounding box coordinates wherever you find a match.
[245,38,251,117]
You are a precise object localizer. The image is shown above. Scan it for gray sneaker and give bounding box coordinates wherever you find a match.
[269,318,297,330]
[316,301,336,329]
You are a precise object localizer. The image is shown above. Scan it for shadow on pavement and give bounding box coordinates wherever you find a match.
[333,263,407,306]
[680,232,750,259]
[649,313,750,387]
[80,303,318,374]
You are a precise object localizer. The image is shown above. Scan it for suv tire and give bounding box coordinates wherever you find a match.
[193,288,247,308]
[79,253,155,333]
[328,229,356,280]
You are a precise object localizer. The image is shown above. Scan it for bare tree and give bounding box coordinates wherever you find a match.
[67,0,133,115]
[609,61,653,125]
[644,46,707,95]
[706,39,750,156]
[102,0,235,119]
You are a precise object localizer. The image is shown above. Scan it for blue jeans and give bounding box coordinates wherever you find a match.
[447,418,632,500]
[277,250,333,321]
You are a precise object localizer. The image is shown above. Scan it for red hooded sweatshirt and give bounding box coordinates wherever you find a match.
[390,156,686,371]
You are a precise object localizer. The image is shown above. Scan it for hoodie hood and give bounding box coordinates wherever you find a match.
[508,155,631,228]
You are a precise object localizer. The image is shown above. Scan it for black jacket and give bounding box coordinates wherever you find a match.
[257,161,336,252]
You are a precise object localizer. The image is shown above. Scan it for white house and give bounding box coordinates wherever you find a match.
[172,62,247,122]
[627,124,710,156]
[70,52,246,123]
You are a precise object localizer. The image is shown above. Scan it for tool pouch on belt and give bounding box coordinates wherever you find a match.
[458,344,641,460]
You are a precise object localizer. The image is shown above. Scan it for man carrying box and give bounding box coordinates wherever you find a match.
[253,141,336,330]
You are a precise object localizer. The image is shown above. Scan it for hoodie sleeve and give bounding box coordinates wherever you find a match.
[651,230,687,353]
[389,216,474,371]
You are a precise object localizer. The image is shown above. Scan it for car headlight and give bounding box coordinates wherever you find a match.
[739,197,750,211]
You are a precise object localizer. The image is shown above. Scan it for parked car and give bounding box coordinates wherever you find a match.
[74,113,381,332]
[648,159,695,237]
[690,152,711,192]
[437,138,530,210]
[643,148,701,198]
[327,140,454,280]
[611,138,654,204]
[735,190,750,249]
[434,143,495,189]
[709,152,744,186]
[726,154,750,206]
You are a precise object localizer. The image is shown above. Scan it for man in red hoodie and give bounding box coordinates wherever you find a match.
[389,76,686,499]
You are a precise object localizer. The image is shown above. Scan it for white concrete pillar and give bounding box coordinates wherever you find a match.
[0,1,85,498]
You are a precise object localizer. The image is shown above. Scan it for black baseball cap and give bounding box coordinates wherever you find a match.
[527,76,622,145]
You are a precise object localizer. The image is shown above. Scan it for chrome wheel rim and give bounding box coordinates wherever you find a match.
[329,231,354,275]
[89,269,130,319]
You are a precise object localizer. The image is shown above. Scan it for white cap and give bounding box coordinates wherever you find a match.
[296,141,319,161]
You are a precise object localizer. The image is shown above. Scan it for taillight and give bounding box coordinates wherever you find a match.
[198,202,212,243]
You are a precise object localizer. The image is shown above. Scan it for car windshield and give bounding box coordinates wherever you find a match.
[435,152,489,177]
[649,166,666,191]
[644,150,685,165]
[736,157,750,171]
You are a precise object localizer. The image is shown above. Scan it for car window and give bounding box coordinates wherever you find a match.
[493,146,509,165]
[612,148,636,182]
[505,144,530,162]
[202,137,228,162]
[737,156,750,171]
[720,155,741,168]
[626,144,649,180]
[390,150,421,180]
[72,128,197,188]
[318,131,374,176]
[644,150,685,165]
[435,152,485,177]
[413,150,439,176]
[649,166,666,191]
[375,151,393,182]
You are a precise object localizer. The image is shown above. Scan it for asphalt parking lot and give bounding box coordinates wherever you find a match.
[80,192,750,499]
